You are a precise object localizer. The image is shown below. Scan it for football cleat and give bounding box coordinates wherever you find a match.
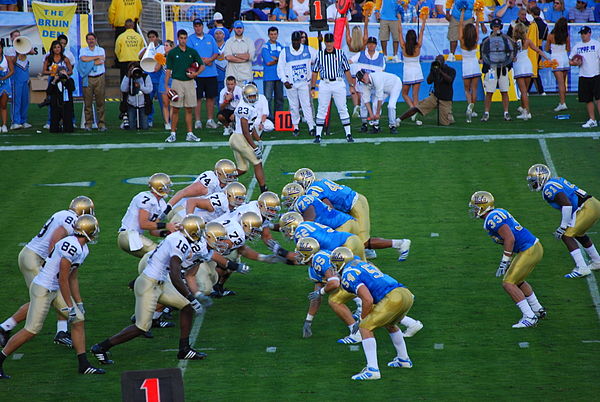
[364,249,377,259]
[360,123,368,133]
[0,368,10,379]
[403,320,423,337]
[309,127,316,137]
[313,135,321,144]
[0,328,11,347]
[53,331,73,348]
[387,357,413,368]
[535,308,547,320]
[293,129,300,137]
[346,134,355,143]
[161,307,173,320]
[143,330,154,339]
[397,239,411,262]
[511,316,538,328]
[564,266,591,279]
[79,365,106,375]
[351,366,381,381]
[91,344,114,364]
[337,332,362,344]
[469,191,495,218]
[152,319,175,328]
[589,261,600,271]
[390,126,398,134]
[178,347,207,360]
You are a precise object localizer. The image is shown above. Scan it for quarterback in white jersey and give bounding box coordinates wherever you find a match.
[118,173,178,258]
[92,216,209,364]
[228,83,269,193]
[0,196,94,349]
[0,215,105,379]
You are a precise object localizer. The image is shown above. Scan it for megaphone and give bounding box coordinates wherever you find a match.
[14,36,32,54]
[140,42,158,73]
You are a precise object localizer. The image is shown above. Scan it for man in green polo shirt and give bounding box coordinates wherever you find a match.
[165,29,205,143]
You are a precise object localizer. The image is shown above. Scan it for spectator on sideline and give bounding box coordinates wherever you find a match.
[398,55,456,126]
[545,0,569,22]
[262,27,284,121]
[570,26,600,128]
[525,0,546,20]
[218,75,243,135]
[399,0,418,22]
[292,0,311,21]
[507,8,530,38]
[209,12,230,42]
[58,35,76,70]
[115,19,144,82]
[546,17,570,112]
[214,28,228,97]
[159,40,175,130]
[458,10,482,123]
[164,29,204,143]
[108,0,143,42]
[495,0,520,22]
[327,2,350,21]
[79,33,107,131]
[188,19,219,130]
[5,30,33,130]
[139,30,165,128]
[270,0,299,20]
[568,0,594,21]
[120,62,153,130]
[42,40,73,132]
[47,66,75,133]
[398,16,426,117]
[224,21,255,86]
[529,7,548,95]
[374,0,401,62]
[446,0,475,62]
[0,42,14,133]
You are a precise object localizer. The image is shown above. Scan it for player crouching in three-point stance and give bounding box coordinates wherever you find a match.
[229,83,268,193]
[0,215,104,379]
[469,191,546,328]
[91,215,208,364]
[331,247,415,381]
[527,163,600,278]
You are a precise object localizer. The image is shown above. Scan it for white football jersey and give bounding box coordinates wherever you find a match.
[120,191,167,233]
[181,237,212,269]
[172,170,226,212]
[233,100,258,135]
[213,216,246,252]
[33,235,89,291]
[192,192,230,222]
[143,231,194,282]
[26,209,78,259]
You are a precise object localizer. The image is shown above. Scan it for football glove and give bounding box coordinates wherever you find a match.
[76,302,85,315]
[189,299,204,315]
[554,226,567,240]
[266,239,281,254]
[194,292,213,308]
[236,263,251,274]
[307,290,321,301]
[259,254,287,264]
[61,306,77,323]
[496,259,511,277]
[253,146,263,159]
[302,320,313,338]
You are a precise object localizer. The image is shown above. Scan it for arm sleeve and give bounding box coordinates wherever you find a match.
[277,51,287,82]
[141,76,153,94]
[560,205,573,227]
[248,39,256,60]
[120,76,129,93]
[223,40,232,56]
[261,47,270,66]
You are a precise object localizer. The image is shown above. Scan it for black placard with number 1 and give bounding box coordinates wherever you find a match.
[121,368,184,402]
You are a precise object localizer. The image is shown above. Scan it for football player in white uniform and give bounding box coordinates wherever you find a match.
[165,158,238,221]
[118,173,179,258]
[0,215,105,379]
[0,196,94,349]
[91,215,209,364]
[249,82,274,137]
[184,181,248,224]
[228,83,269,193]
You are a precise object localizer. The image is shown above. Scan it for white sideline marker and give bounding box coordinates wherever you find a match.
[349,345,360,351]
[518,342,529,349]
[581,340,600,343]
[12,353,23,360]
[434,343,444,350]
[431,233,439,237]
[266,347,277,353]
[178,145,273,378]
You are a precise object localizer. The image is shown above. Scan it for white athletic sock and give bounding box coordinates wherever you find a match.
[389,330,409,360]
[1,317,17,331]
[585,245,600,263]
[56,320,68,333]
[392,239,403,248]
[316,125,323,137]
[152,311,162,320]
[361,337,378,370]
[353,297,362,308]
[516,300,535,317]
[170,131,176,136]
[570,248,587,268]
[525,292,543,312]
[344,124,351,136]
[400,316,417,327]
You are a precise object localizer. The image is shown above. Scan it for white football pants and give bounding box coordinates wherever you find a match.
[316,80,350,126]
[288,82,315,130]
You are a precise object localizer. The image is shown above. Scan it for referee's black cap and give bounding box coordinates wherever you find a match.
[324,33,334,42]
[355,69,366,81]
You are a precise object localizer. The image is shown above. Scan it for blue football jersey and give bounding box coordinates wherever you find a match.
[292,194,353,229]
[542,177,587,210]
[308,250,333,283]
[341,259,404,304]
[484,208,536,253]
[293,221,353,250]
[306,179,357,213]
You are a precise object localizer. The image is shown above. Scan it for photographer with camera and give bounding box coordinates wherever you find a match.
[120,62,153,130]
[46,66,75,133]
[398,55,456,126]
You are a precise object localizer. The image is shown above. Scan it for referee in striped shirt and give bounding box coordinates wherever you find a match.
[311,33,356,144]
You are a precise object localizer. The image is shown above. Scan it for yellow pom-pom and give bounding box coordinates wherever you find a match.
[362,1,375,17]
[420,6,429,19]
[154,53,166,66]
[445,0,454,9]
[473,0,484,11]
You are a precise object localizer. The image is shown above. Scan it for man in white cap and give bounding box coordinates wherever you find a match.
[209,12,230,42]
[569,26,600,128]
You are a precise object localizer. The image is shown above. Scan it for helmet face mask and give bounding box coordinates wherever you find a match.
[468,191,495,219]
[69,196,95,216]
[205,222,230,254]
[281,182,305,209]
[242,83,259,104]
[258,191,281,220]
[225,182,247,209]
[293,168,315,190]
[215,159,238,184]
[73,214,100,243]
[295,237,320,264]
[180,215,206,243]
[279,211,304,240]
[330,246,354,273]
[241,212,262,241]
[149,173,173,198]
[527,163,551,192]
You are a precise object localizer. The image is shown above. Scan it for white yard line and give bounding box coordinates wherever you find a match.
[0,132,598,152]
[538,138,600,323]
[178,145,273,377]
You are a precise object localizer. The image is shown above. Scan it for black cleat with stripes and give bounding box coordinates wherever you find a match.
[177,347,207,360]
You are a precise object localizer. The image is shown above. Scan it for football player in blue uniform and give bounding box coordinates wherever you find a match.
[469,191,546,328]
[331,247,416,381]
[527,164,600,278]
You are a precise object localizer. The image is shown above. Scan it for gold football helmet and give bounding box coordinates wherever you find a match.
[527,163,551,192]
[69,196,94,216]
[279,211,304,239]
[242,83,259,104]
[225,182,247,208]
[205,221,230,253]
[293,168,316,189]
[295,237,320,264]
[281,182,305,209]
[330,246,354,273]
[148,173,173,197]
[258,191,281,220]
[73,214,99,241]
[469,191,495,219]
[240,212,263,241]
[214,159,238,184]
[180,214,205,242]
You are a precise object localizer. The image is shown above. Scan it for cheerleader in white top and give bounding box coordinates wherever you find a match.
[511,22,548,120]
[398,16,426,122]
[0,42,14,133]
[545,17,570,112]
[458,12,482,123]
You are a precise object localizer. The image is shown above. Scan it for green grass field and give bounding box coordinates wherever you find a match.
[0,96,599,401]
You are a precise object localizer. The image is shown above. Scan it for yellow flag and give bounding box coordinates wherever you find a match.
[527,23,540,78]
[31,1,77,52]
